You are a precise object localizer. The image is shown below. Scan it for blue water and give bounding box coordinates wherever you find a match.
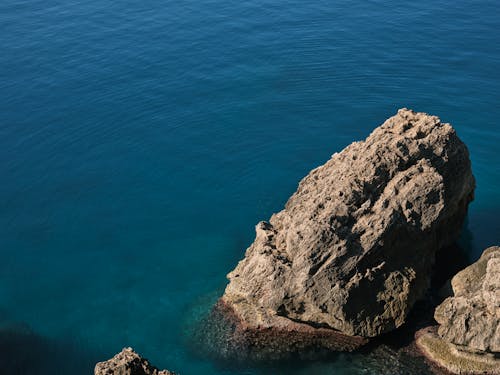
[1,0,499,374]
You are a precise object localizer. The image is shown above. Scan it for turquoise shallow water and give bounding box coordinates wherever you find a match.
[0,0,499,374]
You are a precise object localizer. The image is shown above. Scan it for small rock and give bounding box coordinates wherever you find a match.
[94,347,175,375]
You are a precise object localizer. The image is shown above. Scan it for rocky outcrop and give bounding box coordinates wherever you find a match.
[94,348,175,375]
[436,246,499,353]
[416,246,500,374]
[219,108,475,352]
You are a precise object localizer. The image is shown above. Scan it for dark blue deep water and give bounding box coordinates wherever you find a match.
[1,1,499,374]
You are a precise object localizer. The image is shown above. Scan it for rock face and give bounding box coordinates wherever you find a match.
[220,108,475,351]
[416,246,500,374]
[436,246,500,353]
[94,348,175,375]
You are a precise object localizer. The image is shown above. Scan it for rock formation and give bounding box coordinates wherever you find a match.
[219,108,475,352]
[416,246,500,374]
[94,347,175,375]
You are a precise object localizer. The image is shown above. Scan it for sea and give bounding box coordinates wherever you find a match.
[0,0,499,374]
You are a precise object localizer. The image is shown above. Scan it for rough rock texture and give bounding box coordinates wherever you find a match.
[94,348,175,375]
[221,108,475,349]
[435,246,500,352]
[416,246,500,374]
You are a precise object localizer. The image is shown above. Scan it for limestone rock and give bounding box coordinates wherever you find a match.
[416,326,499,375]
[221,108,475,349]
[94,347,175,375]
[436,246,500,352]
[416,246,500,374]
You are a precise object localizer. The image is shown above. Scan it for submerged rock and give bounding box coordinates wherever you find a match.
[416,246,500,374]
[94,347,175,375]
[219,108,475,352]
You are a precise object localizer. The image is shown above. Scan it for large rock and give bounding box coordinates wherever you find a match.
[416,246,500,374]
[94,347,175,375]
[220,108,475,351]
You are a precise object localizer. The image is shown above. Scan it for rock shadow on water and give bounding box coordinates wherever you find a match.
[0,317,103,375]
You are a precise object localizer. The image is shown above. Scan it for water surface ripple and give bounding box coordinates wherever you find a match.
[0,0,499,374]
